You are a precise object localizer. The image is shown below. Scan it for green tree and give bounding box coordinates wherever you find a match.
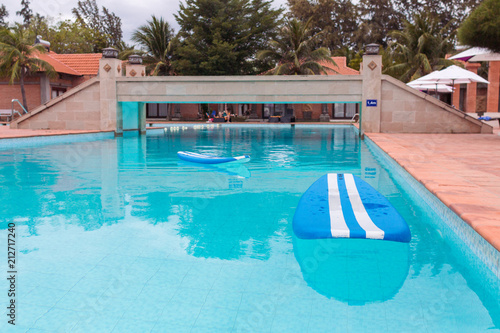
[29,13,47,37]
[49,20,95,54]
[116,40,137,60]
[333,46,357,67]
[173,0,282,75]
[132,16,175,75]
[0,4,8,27]
[24,14,96,54]
[0,25,55,111]
[257,17,336,75]
[395,0,481,33]
[287,0,358,51]
[72,0,122,52]
[384,14,456,82]
[101,6,122,47]
[16,0,32,27]
[356,0,403,48]
[458,0,500,53]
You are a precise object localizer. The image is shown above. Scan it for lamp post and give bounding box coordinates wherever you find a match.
[128,55,143,65]
[365,43,380,55]
[102,47,119,59]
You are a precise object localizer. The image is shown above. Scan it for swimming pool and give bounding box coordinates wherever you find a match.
[0,124,498,332]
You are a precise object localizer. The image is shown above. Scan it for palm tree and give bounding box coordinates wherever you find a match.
[257,18,337,75]
[0,24,55,111]
[131,16,175,76]
[384,14,457,83]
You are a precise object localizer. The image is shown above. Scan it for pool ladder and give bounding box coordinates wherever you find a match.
[2,100,28,122]
[11,99,28,117]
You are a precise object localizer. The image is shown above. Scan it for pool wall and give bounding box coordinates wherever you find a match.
[365,135,500,281]
[0,131,115,150]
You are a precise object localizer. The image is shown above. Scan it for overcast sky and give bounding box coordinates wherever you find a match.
[1,0,289,43]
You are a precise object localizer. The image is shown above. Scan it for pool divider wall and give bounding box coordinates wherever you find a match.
[0,132,115,150]
[364,134,500,281]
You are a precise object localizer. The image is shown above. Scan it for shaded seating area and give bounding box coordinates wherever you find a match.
[268,115,296,123]
[206,110,231,122]
[268,106,295,123]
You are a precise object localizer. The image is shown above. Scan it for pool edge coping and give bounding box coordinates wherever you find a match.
[364,133,500,280]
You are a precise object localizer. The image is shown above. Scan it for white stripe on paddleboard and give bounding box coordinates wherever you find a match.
[182,152,217,159]
[327,174,350,238]
[343,174,384,240]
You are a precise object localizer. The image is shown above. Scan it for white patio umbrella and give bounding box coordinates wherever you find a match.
[407,82,453,93]
[449,47,492,61]
[416,65,489,105]
[418,65,489,85]
[407,72,453,96]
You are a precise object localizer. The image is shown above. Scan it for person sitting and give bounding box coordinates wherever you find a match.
[222,109,232,122]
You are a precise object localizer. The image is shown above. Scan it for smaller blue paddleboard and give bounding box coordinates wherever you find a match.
[293,173,410,243]
[177,151,250,164]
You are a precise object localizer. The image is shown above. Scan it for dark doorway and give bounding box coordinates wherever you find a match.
[146,103,169,118]
[332,103,358,119]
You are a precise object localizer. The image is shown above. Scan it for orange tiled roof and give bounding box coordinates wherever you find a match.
[34,52,82,76]
[50,53,102,76]
[320,57,359,75]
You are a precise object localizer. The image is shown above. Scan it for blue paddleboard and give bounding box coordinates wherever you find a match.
[293,173,410,243]
[177,151,250,164]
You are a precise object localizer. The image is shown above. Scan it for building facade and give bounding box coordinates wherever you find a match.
[0,51,101,112]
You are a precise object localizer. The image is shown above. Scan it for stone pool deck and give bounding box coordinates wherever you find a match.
[1,123,499,253]
[367,132,500,252]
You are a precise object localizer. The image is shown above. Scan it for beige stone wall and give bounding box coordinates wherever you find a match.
[116,76,364,103]
[380,77,489,133]
[14,80,101,130]
[12,71,491,134]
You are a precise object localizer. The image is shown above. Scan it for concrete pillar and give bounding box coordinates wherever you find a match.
[138,102,146,134]
[487,61,500,113]
[361,54,383,133]
[40,74,51,104]
[99,54,122,135]
[126,55,145,78]
[319,103,330,122]
[466,63,480,112]
[116,101,123,134]
[452,84,460,109]
[100,139,123,221]
[125,64,146,78]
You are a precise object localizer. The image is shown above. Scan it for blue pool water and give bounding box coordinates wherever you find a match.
[0,125,499,332]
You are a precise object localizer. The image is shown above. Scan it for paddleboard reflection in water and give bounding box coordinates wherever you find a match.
[293,235,410,305]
